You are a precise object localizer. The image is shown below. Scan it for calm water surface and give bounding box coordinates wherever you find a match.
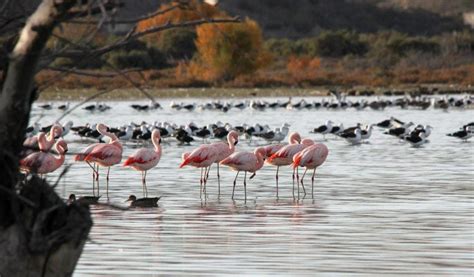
[33,97,474,275]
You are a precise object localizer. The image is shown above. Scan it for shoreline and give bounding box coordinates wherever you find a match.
[38,84,474,101]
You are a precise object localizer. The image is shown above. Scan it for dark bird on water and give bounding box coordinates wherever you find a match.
[68,194,100,205]
[126,195,161,207]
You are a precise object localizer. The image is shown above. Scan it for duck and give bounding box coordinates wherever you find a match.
[68,194,101,205]
[126,195,161,208]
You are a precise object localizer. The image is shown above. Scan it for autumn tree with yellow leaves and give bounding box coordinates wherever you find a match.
[193,19,271,80]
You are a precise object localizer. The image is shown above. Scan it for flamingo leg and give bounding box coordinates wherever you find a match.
[311,168,316,199]
[292,168,295,199]
[199,167,203,197]
[204,165,212,194]
[203,167,209,194]
[141,171,145,197]
[275,166,279,199]
[300,168,308,195]
[96,165,100,196]
[87,161,96,196]
[217,163,221,195]
[232,171,240,199]
[244,171,247,203]
[296,167,300,197]
[205,164,211,183]
[86,161,99,175]
[144,171,148,197]
[106,167,110,199]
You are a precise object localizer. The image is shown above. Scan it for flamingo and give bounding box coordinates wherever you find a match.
[220,147,266,202]
[266,137,314,196]
[74,142,101,195]
[264,132,301,197]
[210,130,239,194]
[180,145,218,195]
[20,138,68,175]
[22,123,63,156]
[292,143,329,198]
[123,129,162,197]
[84,123,123,198]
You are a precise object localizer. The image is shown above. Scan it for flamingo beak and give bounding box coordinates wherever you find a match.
[234,141,238,145]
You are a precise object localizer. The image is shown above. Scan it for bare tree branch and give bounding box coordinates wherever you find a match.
[66,2,180,25]
[55,16,241,59]
[46,66,142,78]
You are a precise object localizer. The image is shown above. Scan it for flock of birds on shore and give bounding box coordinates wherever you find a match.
[21,114,473,207]
[36,94,473,113]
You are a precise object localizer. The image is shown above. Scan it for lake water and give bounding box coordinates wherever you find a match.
[32,97,474,275]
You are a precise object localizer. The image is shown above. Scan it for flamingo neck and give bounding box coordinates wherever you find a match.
[44,131,57,149]
[99,127,119,144]
[255,151,265,169]
[53,143,65,162]
[152,136,161,153]
[227,136,235,152]
[37,133,48,150]
[110,139,122,150]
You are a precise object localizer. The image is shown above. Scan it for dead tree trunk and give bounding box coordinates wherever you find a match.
[0,0,92,275]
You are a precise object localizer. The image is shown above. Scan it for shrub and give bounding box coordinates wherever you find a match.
[265,38,296,57]
[137,0,224,44]
[315,30,368,57]
[195,19,271,80]
[105,50,152,69]
[147,47,168,68]
[286,55,321,80]
[387,37,440,56]
[157,28,197,60]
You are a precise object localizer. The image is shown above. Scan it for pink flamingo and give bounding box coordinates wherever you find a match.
[74,142,101,195]
[220,147,266,202]
[20,138,68,175]
[292,143,329,198]
[84,123,123,198]
[123,129,162,197]
[22,124,63,156]
[210,130,239,194]
[266,137,314,196]
[264,132,301,197]
[180,145,218,195]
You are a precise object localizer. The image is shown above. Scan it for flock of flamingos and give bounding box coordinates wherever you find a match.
[20,123,328,206]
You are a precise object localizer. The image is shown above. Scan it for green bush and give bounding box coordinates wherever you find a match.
[265,30,368,58]
[315,30,368,57]
[265,38,296,57]
[157,28,197,60]
[147,47,168,68]
[387,37,440,56]
[105,50,152,69]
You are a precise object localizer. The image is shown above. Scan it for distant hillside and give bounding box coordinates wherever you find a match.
[3,0,471,38]
[218,0,468,38]
[374,0,474,16]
